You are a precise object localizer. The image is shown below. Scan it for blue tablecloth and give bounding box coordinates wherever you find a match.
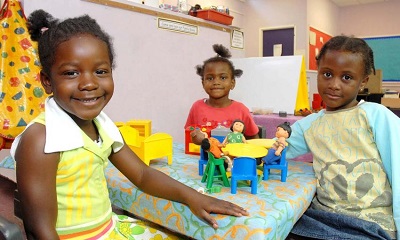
[106,143,317,240]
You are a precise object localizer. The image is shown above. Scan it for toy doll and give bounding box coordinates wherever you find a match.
[222,119,247,145]
[262,122,291,165]
[191,129,233,171]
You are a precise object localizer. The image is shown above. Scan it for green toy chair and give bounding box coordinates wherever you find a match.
[201,152,230,189]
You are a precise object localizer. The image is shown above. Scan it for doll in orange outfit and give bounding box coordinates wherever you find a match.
[190,129,233,171]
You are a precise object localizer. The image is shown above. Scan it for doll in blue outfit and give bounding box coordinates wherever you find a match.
[262,122,291,165]
[286,36,400,240]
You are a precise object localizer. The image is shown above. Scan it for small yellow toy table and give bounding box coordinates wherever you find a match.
[222,143,268,158]
[246,138,276,149]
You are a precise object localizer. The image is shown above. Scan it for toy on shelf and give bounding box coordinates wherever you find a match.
[117,120,173,166]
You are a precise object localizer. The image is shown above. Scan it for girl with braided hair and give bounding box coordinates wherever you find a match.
[286,35,400,240]
[11,10,248,239]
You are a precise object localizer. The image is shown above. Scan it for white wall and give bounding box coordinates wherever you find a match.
[241,0,308,58]
[307,0,339,41]
[19,0,243,145]
[338,1,400,37]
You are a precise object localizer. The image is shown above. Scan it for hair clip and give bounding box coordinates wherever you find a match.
[41,27,49,34]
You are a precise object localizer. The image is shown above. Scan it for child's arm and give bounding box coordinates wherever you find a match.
[110,144,249,228]
[14,123,59,239]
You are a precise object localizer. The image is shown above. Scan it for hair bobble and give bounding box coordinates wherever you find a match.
[40,27,49,34]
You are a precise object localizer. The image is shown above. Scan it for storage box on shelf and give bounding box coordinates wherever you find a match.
[189,9,233,25]
[381,98,400,108]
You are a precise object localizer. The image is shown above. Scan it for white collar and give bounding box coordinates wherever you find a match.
[11,97,124,156]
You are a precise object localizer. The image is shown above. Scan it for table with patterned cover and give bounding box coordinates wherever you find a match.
[105,143,317,240]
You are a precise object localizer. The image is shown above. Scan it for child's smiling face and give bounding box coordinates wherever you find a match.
[202,61,235,101]
[41,34,114,123]
[317,50,368,111]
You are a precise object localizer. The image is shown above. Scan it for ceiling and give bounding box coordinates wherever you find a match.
[331,0,392,7]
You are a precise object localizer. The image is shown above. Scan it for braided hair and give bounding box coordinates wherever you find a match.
[27,10,115,76]
[316,35,375,77]
[195,44,243,80]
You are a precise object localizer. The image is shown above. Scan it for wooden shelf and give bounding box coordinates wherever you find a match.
[83,0,233,32]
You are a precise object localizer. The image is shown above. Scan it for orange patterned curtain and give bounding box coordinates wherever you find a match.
[0,0,48,149]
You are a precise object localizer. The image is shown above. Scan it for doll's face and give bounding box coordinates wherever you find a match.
[232,121,244,133]
[190,129,207,145]
[275,127,289,139]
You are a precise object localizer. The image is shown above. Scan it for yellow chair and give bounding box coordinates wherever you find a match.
[126,120,152,138]
[118,123,173,166]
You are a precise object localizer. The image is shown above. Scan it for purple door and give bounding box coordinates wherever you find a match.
[262,28,294,56]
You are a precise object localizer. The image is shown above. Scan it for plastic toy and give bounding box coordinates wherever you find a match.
[263,148,288,182]
[185,125,212,155]
[127,119,151,138]
[211,123,231,143]
[262,122,291,182]
[198,148,208,176]
[201,152,230,189]
[231,157,258,194]
[222,119,247,145]
[197,186,221,194]
[117,120,173,166]
[262,122,291,165]
[201,136,233,171]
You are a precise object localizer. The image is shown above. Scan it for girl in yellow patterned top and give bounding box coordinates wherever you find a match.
[10,10,248,239]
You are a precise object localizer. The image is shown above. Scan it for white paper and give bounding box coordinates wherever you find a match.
[309,31,316,45]
[273,44,282,56]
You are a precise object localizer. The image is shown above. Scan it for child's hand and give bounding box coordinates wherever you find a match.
[187,193,249,228]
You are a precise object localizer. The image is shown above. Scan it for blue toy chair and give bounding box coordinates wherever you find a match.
[263,148,288,182]
[198,148,208,176]
[231,157,258,194]
[201,152,230,189]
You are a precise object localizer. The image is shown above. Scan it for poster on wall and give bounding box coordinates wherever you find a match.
[231,29,244,49]
[308,27,332,70]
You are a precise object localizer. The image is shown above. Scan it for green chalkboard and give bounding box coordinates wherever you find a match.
[364,36,400,81]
